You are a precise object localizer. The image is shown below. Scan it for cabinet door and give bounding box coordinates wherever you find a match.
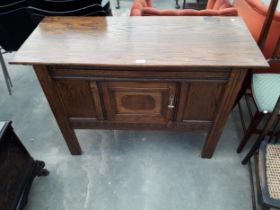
[177,82,226,123]
[101,82,177,123]
[55,80,103,120]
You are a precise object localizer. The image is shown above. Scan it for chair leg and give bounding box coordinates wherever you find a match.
[242,97,280,164]
[237,111,263,153]
[248,159,257,210]
[115,0,120,9]
[245,94,254,119]
[237,100,247,134]
[175,0,180,9]
[182,0,186,8]
[262,205,270,210]
[0,50,12,95]
[273,118,280,143]
[269,117,280,143]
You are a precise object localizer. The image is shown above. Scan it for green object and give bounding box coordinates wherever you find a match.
[252,73,280,113]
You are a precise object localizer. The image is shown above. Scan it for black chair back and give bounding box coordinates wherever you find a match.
[0,8,36,51]
[0,0,107,51]
[27,5,106,25]
[0,0,28,13]
[0,0,25,6]
[26,0,102,11]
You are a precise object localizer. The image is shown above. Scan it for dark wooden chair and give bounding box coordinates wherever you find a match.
[256,140,280,210]
[247,115,280,210]
[237,60,280,155]
[241,74,280,209]
[236,0,280,154]
[238,5,280,210]
[242,93,280,164]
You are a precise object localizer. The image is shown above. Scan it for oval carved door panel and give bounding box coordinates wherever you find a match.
[119,94,157,111]
[101,82,177,123]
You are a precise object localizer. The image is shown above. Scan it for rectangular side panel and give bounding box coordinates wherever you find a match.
[177,82,226,122]
[55,79,103,120]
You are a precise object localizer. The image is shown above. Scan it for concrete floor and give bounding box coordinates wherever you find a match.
[0,1,256,209]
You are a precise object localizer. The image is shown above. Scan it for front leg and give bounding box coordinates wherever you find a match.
[34,65,82,155]
[202,69,247,158]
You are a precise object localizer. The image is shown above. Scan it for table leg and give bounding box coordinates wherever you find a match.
[201,69,247,158]
[34,65,82,155]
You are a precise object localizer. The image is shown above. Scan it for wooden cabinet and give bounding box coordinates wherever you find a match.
[11,17,268,158]
[36,66,255,157]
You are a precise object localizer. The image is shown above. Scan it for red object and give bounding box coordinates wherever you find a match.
[130,0,237,16]
[234,0,280,73]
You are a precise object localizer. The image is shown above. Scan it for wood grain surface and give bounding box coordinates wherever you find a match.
[11,16,268,69]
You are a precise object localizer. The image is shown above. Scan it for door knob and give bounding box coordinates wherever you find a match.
[168,95,175,109]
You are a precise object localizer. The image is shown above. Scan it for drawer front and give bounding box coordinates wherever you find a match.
[101,82,177,123]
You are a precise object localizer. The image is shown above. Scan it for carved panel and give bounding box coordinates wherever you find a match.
[55,80,103,120]
[117,93,158,112]
[101,82,177,123]
[177,81,226,123]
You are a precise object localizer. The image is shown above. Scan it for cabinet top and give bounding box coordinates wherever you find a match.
[11,16,268,69]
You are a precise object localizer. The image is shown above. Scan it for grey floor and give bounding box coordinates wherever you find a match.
[0,1,257,210]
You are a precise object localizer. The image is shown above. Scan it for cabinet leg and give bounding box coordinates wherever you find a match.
[34,65,82,155]
[56,123,81,155]
[201,69,247,158]
[35,161,49,176]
